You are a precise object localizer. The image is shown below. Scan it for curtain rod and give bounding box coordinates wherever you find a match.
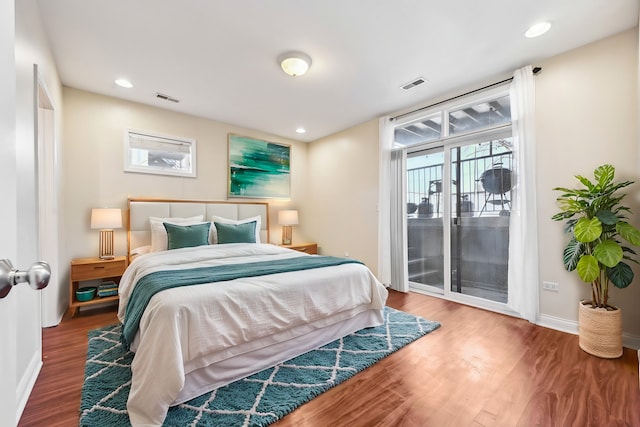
[390,66,542,122]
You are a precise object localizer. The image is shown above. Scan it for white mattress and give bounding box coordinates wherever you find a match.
[118,243,388,426]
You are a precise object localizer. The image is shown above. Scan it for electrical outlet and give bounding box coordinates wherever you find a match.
[344,251,349,257]
[542,281,559,292]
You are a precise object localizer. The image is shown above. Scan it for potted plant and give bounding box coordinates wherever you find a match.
[552,164,640,358]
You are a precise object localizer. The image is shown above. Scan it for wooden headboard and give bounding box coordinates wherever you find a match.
[127,197,270,261]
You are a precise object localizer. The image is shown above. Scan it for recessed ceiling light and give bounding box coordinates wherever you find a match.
[295,127,306,134]
[115,79,134,88]
[525,22,551,38]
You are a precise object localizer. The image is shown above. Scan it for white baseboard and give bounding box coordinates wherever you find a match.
[16,351,42,424]
[623,333,640,351]
[538,314,640,350]
[537,313,579,336]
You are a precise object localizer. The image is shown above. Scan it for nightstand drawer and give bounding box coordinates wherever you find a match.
[71,258,127,281]
[284,243,318,254]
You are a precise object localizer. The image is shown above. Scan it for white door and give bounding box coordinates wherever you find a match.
[1,2,45,425]
[0,0,20,422]
[0,1,19,424]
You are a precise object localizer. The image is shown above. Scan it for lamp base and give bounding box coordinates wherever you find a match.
[99,229,115,260]
[281,225,292,246]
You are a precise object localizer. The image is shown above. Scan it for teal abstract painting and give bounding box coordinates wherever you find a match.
[228,134,291,198]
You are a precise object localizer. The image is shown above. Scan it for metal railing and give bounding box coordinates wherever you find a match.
[407,151,513,217]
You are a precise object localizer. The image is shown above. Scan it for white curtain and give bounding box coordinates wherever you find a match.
[378,117,408,291]
[378,117,393,285]
[507,65,540,323]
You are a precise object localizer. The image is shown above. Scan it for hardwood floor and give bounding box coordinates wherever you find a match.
[20,291,640,427]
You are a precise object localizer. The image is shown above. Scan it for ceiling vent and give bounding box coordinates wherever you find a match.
[401,77,427,91]
[155,92,180,103]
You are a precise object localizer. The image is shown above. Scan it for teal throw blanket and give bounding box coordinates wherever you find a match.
[122,256,363,348]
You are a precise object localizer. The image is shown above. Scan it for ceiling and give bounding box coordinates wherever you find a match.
[36,1,639,143]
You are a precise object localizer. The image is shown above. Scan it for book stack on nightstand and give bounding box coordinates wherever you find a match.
[97,280,119,297]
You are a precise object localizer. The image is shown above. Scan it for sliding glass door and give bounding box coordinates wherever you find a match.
[449,137,512,303]
[406,146,445,293]
[388,78,543,318]
[404,130,513,308]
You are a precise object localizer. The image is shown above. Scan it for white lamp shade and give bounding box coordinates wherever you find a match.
[278,210,299,226]
[91,208,122,229]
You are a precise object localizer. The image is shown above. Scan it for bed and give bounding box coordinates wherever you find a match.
[118,198,389,426]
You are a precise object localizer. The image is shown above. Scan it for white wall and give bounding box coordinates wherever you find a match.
[536,29,640,338]
[61,88,310,295]
[306,28,640,341]
[306,120,380,271]
[16,0,64,331]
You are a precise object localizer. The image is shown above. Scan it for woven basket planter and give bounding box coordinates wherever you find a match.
[578,301,622,359]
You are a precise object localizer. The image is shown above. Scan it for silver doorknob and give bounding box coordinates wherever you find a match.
[0,259,51,299]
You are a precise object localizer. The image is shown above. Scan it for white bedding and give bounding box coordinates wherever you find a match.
[117,243,388,427]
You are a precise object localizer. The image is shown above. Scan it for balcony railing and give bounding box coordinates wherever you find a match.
[407,151,513,217]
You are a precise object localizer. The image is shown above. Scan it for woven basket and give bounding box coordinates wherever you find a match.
[578,301,622,358]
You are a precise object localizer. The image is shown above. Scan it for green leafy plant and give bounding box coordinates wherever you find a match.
[552,164,640,308]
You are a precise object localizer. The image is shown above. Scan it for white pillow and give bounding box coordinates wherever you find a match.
[149,215,204,252]
[211,215,261,244]
[131,245,151,256]
[129,245,152,261]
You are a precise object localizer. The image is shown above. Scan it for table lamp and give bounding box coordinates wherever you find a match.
[91,208,122,259]
[278,210,298,245]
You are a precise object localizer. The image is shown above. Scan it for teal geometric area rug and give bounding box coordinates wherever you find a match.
[80,306,440,427]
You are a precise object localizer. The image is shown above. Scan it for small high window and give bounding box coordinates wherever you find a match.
[124,130,196,178]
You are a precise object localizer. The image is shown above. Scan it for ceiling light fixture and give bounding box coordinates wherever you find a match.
[115,79,134,88]
[525,22,551,38]
[278,51,312,77]
[295,127,306,134]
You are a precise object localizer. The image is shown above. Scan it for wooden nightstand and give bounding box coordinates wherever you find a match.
[68,256,128,317]
[282,243,318,254]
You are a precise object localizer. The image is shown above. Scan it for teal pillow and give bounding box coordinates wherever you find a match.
[163,222,211,250]
[214,221,257,244]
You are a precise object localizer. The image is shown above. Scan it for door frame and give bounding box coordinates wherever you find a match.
[35,65,61,327]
